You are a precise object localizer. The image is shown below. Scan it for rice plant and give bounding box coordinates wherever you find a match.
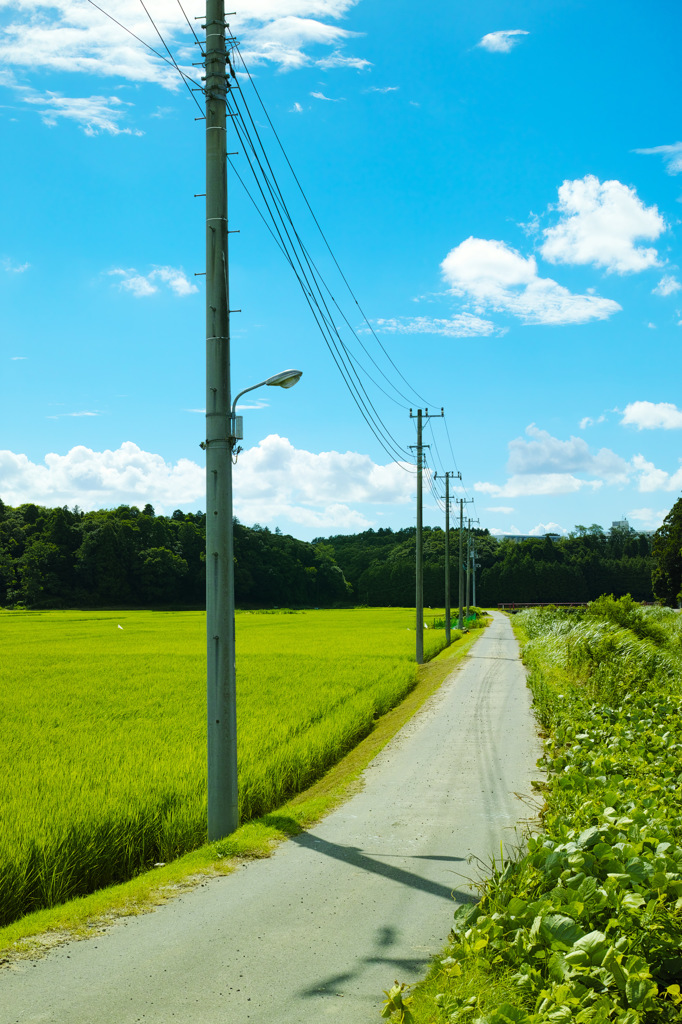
[0,607,446,926]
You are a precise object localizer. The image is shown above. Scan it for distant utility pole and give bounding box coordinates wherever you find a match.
[465,518,480,619]
[466,518,472,618]
[409,407,443,664]
[457,498,473,630]
[434,471,461,646]
[204,0,238,841]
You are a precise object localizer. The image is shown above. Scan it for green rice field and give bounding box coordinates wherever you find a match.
[0,607,448,926]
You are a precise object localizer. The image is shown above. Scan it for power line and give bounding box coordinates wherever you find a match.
[84,0,203,112]
[224,84,416,467]
[230,39,436,411]
[176,0,201,44]
[227,77,415,411]
[227,104,410,464]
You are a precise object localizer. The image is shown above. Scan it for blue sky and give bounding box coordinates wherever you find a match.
[1,0,681,541]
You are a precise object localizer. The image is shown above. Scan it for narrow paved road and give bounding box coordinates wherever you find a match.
[2,612,542,1024]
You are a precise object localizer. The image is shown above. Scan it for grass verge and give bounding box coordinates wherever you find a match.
[0,624,485,965]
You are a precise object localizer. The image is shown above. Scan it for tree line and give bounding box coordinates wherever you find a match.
[323,521,655,607]
[0,500,351,609]
[0,498,668,609]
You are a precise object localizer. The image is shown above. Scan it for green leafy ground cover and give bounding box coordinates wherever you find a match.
[387,598,682,1024]
[0,606,449,927]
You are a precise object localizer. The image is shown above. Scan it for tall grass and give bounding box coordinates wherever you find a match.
[0,607,447,926]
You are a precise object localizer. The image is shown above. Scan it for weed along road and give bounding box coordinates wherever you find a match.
[2,612,542,1024]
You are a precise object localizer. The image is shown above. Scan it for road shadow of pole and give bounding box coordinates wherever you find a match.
[291,829,477,902]
[274,823,475,999]
[298,922,430,1000]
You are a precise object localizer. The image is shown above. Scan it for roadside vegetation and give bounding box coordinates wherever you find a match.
[0,606,460,928]
[385,597,682,1024]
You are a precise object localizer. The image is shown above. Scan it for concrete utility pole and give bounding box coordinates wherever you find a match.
[409,408,443,664]
[457,498,473,630]
[434,471,461,646]
[466,518,472,618]
[465,518,480,619]
[204,0,238,841]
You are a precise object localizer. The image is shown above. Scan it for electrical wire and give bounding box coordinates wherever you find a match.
[84,0,204,112]
[81,7,436,480]
[136,0,205,114]
[226,102,409,464]
[224,84,417,467]
[229,38,437,411]
[176,0,201,44]
[227,75,416,412]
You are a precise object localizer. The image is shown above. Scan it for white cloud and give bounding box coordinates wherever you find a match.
[0,1,202,95]
[440,237,621,325]
[237,12,360,70]
[365,85,399,93]
[528,522,568,537]
[579,414,606,429]
[0,2,365,107]
[234,434,414,508]
[151,266,198,297]
[621,400,682,430]
[23,91,143,135]
[290,101,304,112]
[653,274,681,296]
[540,176,666,274]
[2,257,30,273]
[310,90,342,101]
[475,474,600,498]
[109,265,198,297]
[631,454,682,493]
[370,314,503,337]
[0,442,205,513]
[507,424,629,481]
[634,142,682,176]
[315,49,370,69]
[474,424,631,498]
[46,411,100,420]
[485,506,514,514]
[629,507,668,530]
[477,30,528,53]
[0,435,416,529]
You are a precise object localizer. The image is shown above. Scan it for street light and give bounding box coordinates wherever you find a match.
[229,369,303,446]
[207,368,302,841]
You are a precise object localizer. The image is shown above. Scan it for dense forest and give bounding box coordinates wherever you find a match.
[324,521,655,607]
[0,496,674,609]
[0,500,351,609]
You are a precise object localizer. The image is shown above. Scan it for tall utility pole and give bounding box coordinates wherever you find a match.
[204,0,238,841]
[457,498,473,630]
[409,408,443,664]
[434,471,461,646]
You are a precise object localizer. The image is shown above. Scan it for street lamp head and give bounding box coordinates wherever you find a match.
[264,369,303,390]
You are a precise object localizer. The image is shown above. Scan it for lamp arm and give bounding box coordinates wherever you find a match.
[230,378,268,419]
